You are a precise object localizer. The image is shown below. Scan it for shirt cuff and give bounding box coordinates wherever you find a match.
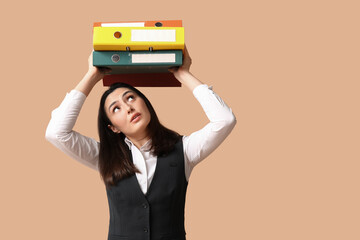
[192,84,211,97]
[68,89,87,101]
[191,84,235,122]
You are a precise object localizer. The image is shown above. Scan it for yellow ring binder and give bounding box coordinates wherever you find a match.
[93,27,184,51]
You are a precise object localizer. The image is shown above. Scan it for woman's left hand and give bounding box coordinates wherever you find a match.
[168,45,192,77]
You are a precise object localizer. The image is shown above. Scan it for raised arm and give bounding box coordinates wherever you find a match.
[45,52,110,170]
[75,51,110,96]
[170,46,237,180]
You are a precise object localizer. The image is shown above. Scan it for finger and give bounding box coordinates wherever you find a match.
[168,67,179,73]
[183,44,189,57]
[98,67,112,74]
[104,68,112,74]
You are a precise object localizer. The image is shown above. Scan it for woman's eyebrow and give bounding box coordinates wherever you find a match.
[122,90,133,99]
[108,101,118,112]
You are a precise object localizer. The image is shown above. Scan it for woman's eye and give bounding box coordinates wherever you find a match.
[127,96,135,102]
[113,107,120,113]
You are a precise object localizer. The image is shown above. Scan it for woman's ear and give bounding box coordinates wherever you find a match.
[108,124,121,134]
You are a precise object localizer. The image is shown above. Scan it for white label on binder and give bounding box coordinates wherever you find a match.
[131,30,176,42]
[132,53,176,63]
[101,22,145,27]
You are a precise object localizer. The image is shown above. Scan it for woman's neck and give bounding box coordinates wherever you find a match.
[127,134,151,149]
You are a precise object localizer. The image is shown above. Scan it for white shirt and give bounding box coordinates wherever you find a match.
[45,84,236,194]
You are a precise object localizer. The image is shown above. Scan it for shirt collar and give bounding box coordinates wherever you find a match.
[124,137,152,152]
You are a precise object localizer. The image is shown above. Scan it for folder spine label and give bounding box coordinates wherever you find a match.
[101,22,145,27]
[94,20,182,28]
[131,30,176,42]
[132,53,176,63]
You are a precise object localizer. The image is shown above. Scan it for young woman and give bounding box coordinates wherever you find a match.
[45,47,236,240]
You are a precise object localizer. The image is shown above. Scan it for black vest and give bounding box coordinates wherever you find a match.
[106,140,188,240]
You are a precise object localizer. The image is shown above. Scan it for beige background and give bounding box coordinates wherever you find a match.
[1,0,359,239]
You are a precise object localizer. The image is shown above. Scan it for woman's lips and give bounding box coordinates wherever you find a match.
[131,113,141,123]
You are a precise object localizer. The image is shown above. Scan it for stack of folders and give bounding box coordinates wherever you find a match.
[92,20,185,87]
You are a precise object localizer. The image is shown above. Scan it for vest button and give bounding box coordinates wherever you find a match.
[142,203,148,209]
[143,227,148,233]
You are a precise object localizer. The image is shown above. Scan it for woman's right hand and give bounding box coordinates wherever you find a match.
[75,51,111,96]
[87,51,111,82]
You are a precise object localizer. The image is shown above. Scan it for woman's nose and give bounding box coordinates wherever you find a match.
[125,103,134,113]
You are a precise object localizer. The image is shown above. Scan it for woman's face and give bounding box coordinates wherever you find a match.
[104,88,151,139]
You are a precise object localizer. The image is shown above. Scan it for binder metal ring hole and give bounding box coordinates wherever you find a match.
[114,31,122,39]
[111,54,120,63]
[155,22,163,27]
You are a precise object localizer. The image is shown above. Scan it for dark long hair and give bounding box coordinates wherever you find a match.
[98,83,180,187]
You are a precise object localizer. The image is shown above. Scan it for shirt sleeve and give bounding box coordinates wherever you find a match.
[45,90,100,171]
[183,84,237,180]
